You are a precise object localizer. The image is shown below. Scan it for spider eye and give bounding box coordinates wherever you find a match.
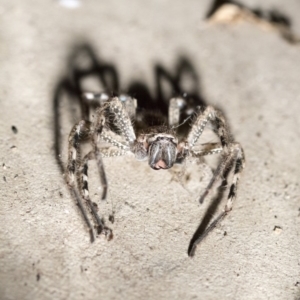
[155,136,177,145]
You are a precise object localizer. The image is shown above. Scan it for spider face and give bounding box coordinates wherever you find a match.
[147,134,178,170]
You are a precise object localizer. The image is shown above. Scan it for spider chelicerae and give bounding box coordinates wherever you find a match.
[66,92,245,256]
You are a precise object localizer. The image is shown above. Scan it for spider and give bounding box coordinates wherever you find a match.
[66,92,245,256]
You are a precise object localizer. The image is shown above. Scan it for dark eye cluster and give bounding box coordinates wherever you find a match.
[156,136,177,145]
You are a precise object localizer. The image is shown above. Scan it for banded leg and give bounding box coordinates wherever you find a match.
[66,120,95,241]
[104,97,136,144]
[187,106,234,204]
[91,130,128,200]
[79,147,127,236]
[67,120,92,186]
[190,143,223,157]
[186,106,245,255]
[99,129,130,151]
[199,149,236,204]
[188,145,245,256]
[224,145,245,212]
[90,102,112,200]
[69,186,95,242]
[79,150,126,240]
[187,106,232,148]
[79,147,127,208]
[92,133,108,200]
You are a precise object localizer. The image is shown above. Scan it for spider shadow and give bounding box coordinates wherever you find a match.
[53,44,120,172]
[53,44,121,241]
[53,42,225,252]
[127,57,206,114]
[188,170,231,256]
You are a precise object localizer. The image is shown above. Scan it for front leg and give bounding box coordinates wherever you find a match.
[188,144,245,256]
[103,97,136,144]
[186,105,235,204]
[185,106,245,256]
[91,97,136,200]
[186,105,232,148]
[67,120,92,186]
[78,150,116,240]
[190,143,223,157]
[66,119,95,241]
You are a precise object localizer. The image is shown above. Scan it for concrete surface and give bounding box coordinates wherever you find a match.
[0,0,300,299]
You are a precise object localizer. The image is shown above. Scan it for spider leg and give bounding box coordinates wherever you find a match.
[198,150,236,204]
[66,120,95,241]
[185,106,245,255]
[186,105,235,203]
[66,117,108,201]
[87,97,135,200]
[94,96,135,195]
[104,97,136,144]
[80,147,127,198]
[187,105,232,149]
[66,96,135,240]
[190,143,222,157]
[69,187,95,242]
[224,145,245,212]
[98,147,128,158]
[79,148,127,207]
[99,129,130,151]
[78,147,127,238]
[92,134,108,200]
[78,149,124,241]
[67,120,92,186]
[188,145,245,256]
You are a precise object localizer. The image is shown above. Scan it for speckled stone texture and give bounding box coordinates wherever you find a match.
[0,1,300,299]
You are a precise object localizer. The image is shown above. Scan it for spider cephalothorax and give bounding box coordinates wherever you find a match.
[67,94,245,256]
[133,128,179,170]
[147,134,178,170]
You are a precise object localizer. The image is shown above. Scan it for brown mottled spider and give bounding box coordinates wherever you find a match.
[67,92,245,256]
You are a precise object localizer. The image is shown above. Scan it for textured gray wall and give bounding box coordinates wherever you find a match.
[0,1,299,299]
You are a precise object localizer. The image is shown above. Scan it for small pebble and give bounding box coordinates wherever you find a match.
[11,126,18,134]
[273,226,282,235]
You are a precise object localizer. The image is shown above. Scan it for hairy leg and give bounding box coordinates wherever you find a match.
[185,105,245,255]
[188,144,245,256]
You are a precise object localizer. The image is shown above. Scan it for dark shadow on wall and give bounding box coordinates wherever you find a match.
[53,42,225,255]
[127,57,206,114]
[188,168,231,256]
